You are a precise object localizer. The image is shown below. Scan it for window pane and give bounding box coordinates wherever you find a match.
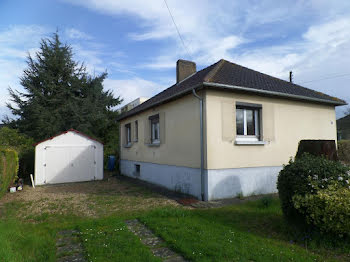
[155,123,159,139]
[151,120,160,142]
[246,109,255,135]
[236,109,244,135]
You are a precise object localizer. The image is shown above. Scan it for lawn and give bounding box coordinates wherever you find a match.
[0,177,349,262]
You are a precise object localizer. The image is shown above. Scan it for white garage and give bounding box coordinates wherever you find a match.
[35,129,103,185]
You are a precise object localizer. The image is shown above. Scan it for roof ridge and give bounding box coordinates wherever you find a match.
[216,59,345,103]
[204,59,226,82]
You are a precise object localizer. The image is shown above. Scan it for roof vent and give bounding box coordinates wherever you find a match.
[176,59,196,83]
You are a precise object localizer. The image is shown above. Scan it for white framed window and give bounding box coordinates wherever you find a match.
[236,103,261,142]
[149,114,160,144]
[125,123,131,145]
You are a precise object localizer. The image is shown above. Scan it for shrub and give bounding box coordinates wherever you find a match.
[0,148,19,198]
[338,140,350,165]
[0,127,34,179]
[293,185,350,236]
[277,153,349,223]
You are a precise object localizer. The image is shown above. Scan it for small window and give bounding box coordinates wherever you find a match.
[135,164,140,177]
[135,120,138,142]
[125,123,131,145]
[149,114,160,144]
[236,103,261,141]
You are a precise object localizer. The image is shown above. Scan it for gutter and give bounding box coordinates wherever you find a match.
[203,82,347,106]
[192,88,205,201]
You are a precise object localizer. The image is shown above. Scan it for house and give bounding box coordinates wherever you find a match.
[117,59,346,201]
[337,114,350,140]
[35,129,103,185]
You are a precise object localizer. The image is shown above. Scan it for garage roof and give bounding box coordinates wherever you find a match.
[34,129,103,146]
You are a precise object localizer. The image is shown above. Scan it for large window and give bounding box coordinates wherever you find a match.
[149,114,160,144]
[236,103,261,141]
[125,123,131,145]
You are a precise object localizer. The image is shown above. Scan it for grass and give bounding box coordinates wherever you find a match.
[77,217,161,262]
[1,179,350,262]
[0,220,56,262]
[140,198,350,262]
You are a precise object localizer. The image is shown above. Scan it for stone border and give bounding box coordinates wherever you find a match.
[125,219,186,262]
[56,230,86,262]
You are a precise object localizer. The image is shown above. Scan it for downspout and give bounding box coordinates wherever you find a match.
[192,88,205,201]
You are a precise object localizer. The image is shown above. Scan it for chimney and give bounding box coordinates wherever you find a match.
[176,59,196,83]
[289,71,293,83]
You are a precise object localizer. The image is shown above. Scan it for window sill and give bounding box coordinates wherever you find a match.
[124,143,132,148]
[234,140,267,145]
[147,142,160,147]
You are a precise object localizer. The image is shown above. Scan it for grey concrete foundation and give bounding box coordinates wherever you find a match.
[206,166,282,200]
[120,159,202,199]
[120,159,281,201]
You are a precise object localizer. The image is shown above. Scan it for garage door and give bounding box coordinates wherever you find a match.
[43,145,96,184]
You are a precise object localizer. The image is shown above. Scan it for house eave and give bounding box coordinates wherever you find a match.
[116,83,204,121]
[203,82,347,106]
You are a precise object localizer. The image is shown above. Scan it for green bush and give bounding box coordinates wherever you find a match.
[338,140,350,165]
[0,127,34,179]
[277,153,349,223]
[293,185,350,236]
[0,147,19,198]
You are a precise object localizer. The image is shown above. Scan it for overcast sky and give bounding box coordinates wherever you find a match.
[1,0,350,119]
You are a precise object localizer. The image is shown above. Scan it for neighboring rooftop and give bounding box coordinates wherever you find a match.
[117,59,346,121]
[117,97,149,114]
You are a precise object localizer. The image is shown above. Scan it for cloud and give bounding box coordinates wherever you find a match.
[65,28,92,40]
[104,77,165,107]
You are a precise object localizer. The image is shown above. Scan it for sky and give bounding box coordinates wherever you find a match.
[1,0,350,120]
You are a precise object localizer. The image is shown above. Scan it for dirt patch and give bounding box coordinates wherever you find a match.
[0,176,179,219]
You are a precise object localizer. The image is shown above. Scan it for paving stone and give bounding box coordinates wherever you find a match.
[152,247,178,258]
[164,256,187,262]
[141,236,163,246]
[57,243,83,254]
[57,253,86,262]
[56,230,86,262]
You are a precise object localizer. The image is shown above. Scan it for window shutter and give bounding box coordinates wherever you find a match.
[130,122,134,142]
[144,119,151,144]
[262,104,275,142]
[121,124,125,146]
[222,101,236,141]
[159,112,166,144]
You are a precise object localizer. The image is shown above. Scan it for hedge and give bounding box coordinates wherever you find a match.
[338,140,350,165]
[0,148,19,198]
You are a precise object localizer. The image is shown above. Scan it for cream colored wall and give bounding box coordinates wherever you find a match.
[206,89,337,169]
[120,93,201,168]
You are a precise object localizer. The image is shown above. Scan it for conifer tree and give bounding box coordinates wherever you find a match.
[6,33,122,142]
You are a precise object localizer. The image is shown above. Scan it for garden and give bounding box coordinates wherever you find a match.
[0,140,350,262]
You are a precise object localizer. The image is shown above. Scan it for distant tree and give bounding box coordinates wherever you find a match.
[345,106,350,116]
[5,33,122,143]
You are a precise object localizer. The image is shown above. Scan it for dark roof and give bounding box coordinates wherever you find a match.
[34,129,103,146]
[117,59,346,120]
